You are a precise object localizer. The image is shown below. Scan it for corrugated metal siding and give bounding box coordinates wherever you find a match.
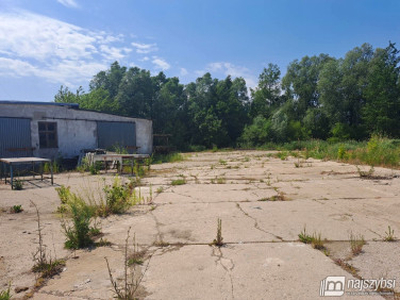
[0,117,32,158]
[97,121,136,153]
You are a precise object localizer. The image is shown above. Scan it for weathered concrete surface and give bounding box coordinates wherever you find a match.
[1,150,399,299]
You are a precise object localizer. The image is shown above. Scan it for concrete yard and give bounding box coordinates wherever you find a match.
[1,150,399,299]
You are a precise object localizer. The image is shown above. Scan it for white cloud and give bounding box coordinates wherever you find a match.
[180,67,188,76]
[152,57,170,70]
[131,42,158,54]
[57,0,79,8]
[198,62,257,88]
[0,10,132,87]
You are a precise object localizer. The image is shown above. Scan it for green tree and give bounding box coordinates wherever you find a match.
[340,43,373,137]
[282,54,333,119]
[363,43,400,136]
[115,67,154,118]
[250,63,282,119]
[89,61,126,99]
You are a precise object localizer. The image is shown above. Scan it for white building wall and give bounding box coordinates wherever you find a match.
[0,103,153,158]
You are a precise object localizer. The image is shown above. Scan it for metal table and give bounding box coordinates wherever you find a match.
[92,154,150,175]
[0,157,53,189]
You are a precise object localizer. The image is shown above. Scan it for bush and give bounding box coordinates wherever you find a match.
[239,115,272,147]
[100,176,137,216]
[62,194,96,249]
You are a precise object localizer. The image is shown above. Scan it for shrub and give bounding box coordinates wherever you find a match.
[62,194,95,249]
[101,176,137,216]
[89,162,102,175]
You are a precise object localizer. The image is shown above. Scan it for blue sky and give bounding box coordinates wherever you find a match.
[0,0,399,102]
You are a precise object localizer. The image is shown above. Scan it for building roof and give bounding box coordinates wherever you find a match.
[0,100,79,109]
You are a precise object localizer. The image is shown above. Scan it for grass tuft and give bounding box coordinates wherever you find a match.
[171,178,186,186]
[384,226,396,242]
[0,284,11,300]
[349,232,366,256]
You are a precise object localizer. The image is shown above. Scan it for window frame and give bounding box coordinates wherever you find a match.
[38,121,58,149]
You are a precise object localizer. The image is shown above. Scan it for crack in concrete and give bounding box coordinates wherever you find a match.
[149,211,165,244]
[313,199,385,239]
[211,246,235,299]
[235,203,284,241]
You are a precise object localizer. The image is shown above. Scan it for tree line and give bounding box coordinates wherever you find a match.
[55,42,400,150]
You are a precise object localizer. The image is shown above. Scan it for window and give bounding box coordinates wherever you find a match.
[38,122,58,148]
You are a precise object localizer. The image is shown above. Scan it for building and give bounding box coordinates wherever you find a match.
[0,101,153,159]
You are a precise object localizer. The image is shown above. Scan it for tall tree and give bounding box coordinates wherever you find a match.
[250,63,282,119]
[282,54,333,119]
[363,42,400,136]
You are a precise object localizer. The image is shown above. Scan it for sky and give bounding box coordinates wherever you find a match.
[0,0,399,102]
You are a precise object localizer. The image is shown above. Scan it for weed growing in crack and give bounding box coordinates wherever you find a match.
[105,227,151,300]
[311,232,326,250]
[298,225,313,244]
[219,159,227,165]
[190,174,200,184]
[384,226,396,242]
[153,240,170,247]
[95,238,112,247]
[349,232,366,256]
[9,204,23,213]
[31,201,66,280]
[0,284,11,300]
[211,176,226,184]
[294,156,303,168]
[128,233,146,266]
[356,166,375,179]
[258,189,288,201]
[171,178,186,186]
[334,259,359,277]
[266,173,271,186]
[212,218,224,247]
[298,226,326,251]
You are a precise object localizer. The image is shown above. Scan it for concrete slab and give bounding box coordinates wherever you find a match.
[1,150,399,299]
